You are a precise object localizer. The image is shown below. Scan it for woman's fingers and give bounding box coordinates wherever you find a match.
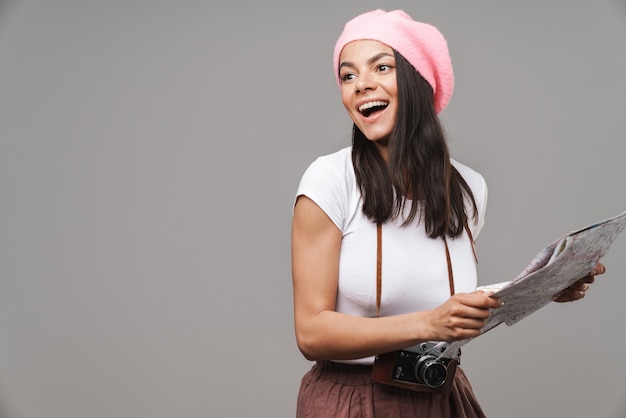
[553,263,605,303]
[591,263,606,276]
[431,292,502,340]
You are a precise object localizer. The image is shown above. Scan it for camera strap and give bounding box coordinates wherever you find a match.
[375,222,477,317]
[372,222,476,394]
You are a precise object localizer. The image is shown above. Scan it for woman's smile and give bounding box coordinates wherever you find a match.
[358,100,390,118]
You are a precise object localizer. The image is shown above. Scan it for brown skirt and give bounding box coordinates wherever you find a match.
[296,361,486,418]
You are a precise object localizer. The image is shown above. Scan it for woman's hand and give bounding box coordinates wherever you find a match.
[553,263,606,303]
[425,291,502,342]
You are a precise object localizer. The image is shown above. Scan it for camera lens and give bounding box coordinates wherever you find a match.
[415,355,447,388]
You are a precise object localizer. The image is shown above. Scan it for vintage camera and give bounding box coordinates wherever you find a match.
[392,342,454,387]
[372,342,459,395]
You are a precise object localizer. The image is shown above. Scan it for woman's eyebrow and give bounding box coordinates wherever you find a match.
[339,52,395,70]
[367,52,394,64]
[339,61,355,70]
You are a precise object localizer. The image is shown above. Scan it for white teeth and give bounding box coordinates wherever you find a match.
[358,101,389,112]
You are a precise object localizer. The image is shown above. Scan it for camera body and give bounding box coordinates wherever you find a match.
[392,342,454,388]
[372,342,459,395]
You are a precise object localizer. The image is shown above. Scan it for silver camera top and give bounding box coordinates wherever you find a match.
[404,341,458,358]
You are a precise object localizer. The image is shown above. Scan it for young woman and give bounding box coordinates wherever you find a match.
[291,10,602,417]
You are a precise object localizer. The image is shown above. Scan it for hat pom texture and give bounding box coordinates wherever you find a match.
[333,9,454,114]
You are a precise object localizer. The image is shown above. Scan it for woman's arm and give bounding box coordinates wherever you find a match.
[291,195,501,361]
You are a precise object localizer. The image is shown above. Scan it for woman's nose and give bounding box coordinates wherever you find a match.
[355,72,375,93]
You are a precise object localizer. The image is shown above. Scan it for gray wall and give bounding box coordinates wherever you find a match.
[1,1,625,417]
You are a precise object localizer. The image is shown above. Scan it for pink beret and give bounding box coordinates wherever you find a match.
[333,9,454,114]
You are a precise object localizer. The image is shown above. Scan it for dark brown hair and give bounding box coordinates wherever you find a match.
[351,50,477,238]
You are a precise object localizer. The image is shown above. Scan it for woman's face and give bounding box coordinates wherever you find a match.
[339,40,398,152]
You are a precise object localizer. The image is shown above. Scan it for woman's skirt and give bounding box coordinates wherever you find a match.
[296,360,486,418]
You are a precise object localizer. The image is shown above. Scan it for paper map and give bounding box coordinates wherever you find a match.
[439,210,626,359]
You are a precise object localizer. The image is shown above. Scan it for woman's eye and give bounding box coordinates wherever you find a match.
[377,64,391,72]
[341,73,355,83]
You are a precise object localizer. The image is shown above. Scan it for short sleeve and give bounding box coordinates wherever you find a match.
[295,155,349,232]
[471,174,488,238]
[451,159,488,239]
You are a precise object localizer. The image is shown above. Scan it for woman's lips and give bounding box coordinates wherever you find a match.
[358,100,389,117]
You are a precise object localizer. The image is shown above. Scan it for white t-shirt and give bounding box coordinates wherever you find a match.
[296,146,488,364]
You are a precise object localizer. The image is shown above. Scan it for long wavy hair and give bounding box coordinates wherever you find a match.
[351,50,477,239]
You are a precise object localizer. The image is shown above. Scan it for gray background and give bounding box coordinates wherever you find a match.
[1,0,625,417]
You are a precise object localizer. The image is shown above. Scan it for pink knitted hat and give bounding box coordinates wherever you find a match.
[333,9,454,114]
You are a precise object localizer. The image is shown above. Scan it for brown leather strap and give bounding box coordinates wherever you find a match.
[375,222,477,317]
[464,223,478,264]
[376,222,383,317]
[443,236,455,296]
